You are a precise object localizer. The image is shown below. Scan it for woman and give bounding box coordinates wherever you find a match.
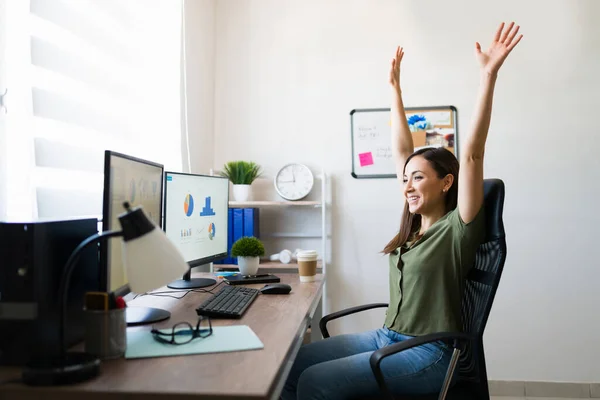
[282,22,523,400]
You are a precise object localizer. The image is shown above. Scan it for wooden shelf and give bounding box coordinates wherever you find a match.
[229,200,321,208]
[215,260,323,270]
[261,232,323,238]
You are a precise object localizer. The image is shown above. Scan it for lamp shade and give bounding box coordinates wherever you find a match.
[118,204,189,294]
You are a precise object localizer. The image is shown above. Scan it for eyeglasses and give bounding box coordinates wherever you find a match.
[151,316,213,345]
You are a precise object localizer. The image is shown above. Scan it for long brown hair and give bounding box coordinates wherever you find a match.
[383,147,459,254]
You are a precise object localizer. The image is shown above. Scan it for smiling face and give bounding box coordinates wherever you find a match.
[403,155,453,215]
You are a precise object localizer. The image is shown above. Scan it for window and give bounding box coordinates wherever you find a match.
[1,0,183,221]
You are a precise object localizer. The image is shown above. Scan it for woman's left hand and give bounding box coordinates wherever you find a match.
[475,21,523,76]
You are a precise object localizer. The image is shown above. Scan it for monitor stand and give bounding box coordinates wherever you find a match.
[126,306,171,326]
[167,268,216,289]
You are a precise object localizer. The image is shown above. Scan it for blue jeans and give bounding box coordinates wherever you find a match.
[281,326,455,400]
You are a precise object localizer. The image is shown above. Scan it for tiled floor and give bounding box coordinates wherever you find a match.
[491,398,582,400]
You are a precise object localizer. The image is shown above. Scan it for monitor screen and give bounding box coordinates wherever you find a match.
[164,172,229,267]
[101,151,164,295]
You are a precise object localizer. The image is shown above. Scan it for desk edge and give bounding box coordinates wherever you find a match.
[266,280,324,400]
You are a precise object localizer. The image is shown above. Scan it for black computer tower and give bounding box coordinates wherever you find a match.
[0,218,100,365]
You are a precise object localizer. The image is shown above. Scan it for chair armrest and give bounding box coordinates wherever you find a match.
[319,303,388,338]
[369,331,474,400]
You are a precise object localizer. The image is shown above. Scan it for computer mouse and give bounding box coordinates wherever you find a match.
[260,283,292,295]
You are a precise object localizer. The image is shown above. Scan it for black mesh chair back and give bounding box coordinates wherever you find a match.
[453,179,507,397]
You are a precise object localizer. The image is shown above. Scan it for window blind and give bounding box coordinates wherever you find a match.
[3,0,183,220]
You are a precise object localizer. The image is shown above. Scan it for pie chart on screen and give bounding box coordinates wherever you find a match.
[184,194,194,217]
[208,223,215,240]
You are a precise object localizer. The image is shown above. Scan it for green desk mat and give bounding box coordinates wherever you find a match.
[125,325,264,359]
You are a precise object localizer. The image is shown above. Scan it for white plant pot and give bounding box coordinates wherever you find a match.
[237,256,260,276]
[232,184,251,202]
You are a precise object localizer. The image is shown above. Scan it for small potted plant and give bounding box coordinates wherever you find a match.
[220,161,262,201]
[231,236,265,276]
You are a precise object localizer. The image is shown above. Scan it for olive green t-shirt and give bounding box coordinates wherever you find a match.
[384,206,485,336]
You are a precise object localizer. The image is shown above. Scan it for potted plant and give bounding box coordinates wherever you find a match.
[231,236,265,276]
[220,161,262,201]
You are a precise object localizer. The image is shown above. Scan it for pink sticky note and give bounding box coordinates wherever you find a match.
[359,152,374,167]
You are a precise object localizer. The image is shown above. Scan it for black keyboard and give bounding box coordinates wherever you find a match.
[196,285,259,318]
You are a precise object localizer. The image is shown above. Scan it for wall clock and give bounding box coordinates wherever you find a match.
[274,163,314,201]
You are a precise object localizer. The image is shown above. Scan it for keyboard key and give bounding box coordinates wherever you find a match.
[196,286,259,319]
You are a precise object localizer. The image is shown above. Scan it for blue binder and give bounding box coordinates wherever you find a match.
[243,208,260,238]
[231,208,245,265]
[227,208,233,264]
[218,208,260,266]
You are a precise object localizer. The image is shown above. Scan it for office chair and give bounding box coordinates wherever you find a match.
[319,179,507,400]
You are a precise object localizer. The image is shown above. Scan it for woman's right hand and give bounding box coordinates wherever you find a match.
[389,46,412,184]
[388,46,404,89]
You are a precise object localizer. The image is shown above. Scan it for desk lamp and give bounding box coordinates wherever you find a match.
[22,202,189,386]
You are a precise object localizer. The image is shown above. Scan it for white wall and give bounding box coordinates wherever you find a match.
[184,0,216,174]
[0,0,7,220]
[192,0,600,383]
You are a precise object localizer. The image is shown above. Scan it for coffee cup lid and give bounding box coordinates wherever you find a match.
[297,250,317,257]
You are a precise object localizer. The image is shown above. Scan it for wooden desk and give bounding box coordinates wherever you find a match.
[0,273,324,400]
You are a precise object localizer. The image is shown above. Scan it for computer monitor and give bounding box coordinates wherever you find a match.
[101,150,171,326]
[164,172,229,289]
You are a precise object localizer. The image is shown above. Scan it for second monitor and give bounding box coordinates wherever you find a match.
[102,150,171,325]
[164,172,229,289]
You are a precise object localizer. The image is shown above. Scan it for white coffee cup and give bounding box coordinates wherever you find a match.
[297,250,318,282]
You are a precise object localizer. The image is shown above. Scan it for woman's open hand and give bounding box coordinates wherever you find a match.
[475,22,523,76]
[389,46,404,88]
